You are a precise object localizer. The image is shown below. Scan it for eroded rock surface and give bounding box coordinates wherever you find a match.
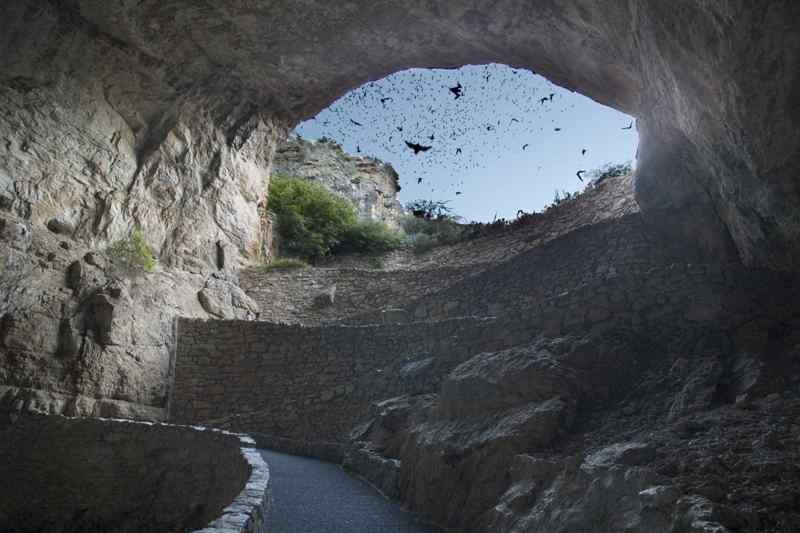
[1,3,800,531]
[4,1,799,269]
[349,328,800,532]
[3,0,799,415]
[0,51,274,418]
[273,136,403,228]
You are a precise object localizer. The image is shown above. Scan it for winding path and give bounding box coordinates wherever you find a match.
[259,449,441,533]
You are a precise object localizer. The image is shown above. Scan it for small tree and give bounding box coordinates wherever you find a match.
[400,205,465,253]
[107,228,156,277]
[335,220,407,254]
[405,199,454,220]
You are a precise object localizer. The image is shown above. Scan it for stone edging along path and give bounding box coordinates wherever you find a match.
[176,423,270,533]
[1,413,271,533]
[78,417,273,533]
[61,417,273,533]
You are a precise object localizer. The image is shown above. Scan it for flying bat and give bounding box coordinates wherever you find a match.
[406,141,432,154]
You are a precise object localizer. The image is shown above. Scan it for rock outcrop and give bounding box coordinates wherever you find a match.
[0,21,276,417]
[349,328,800,532]
[1,3,800,531]
[273,136,403,228]
[4,1,799,270]
[2,0,799,416]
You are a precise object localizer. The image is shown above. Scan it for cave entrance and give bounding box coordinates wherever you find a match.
[290,64,639,223]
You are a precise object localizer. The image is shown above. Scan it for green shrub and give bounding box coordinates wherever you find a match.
[409,233,437,253]
[400,214,465,253]
[546,189,579,210]
[405,199,454,220]
[269,176,358,258]
[335,219,407,255]
[107,228,156,276]
[258,257,310,272]
[269,175,406,259]
[594,161,633,181]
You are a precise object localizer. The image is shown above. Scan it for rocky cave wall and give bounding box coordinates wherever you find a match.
[171,213,800,450]
[4,0,793,270]
[2,0,799,419]
[0,2,285,419]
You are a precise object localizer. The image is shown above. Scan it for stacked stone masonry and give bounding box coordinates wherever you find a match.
[348,214,688,324]
[172,214,800,452]
[171,316,525,450]
[242,176,640,326]
[240,266,476,324]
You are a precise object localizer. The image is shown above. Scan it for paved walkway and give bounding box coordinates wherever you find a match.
[259,449,442,533]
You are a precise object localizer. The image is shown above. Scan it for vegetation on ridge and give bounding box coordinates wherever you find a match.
[268,160,633,258]
[401,202,466,254]
[268,175,405,259]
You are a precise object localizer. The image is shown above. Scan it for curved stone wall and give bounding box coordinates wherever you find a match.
[241,266,475,324]
[170,316,517,455]
[0,413,269,533]
[172,213,800,462]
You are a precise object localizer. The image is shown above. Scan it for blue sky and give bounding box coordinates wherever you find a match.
[296,64,638,223]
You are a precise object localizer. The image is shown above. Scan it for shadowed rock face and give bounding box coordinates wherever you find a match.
[0,2,798,414]
[3,0,799,269]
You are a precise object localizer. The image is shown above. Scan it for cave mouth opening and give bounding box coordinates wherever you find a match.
[292,63,639,224]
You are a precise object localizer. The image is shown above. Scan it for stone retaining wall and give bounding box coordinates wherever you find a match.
[0,413,270,533]
[171,212,800,457]
[240,266,474,324]
[170,316,531,443]
[172,263,799,455]
[347,214,676,324]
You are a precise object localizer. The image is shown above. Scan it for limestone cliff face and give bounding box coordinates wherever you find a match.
[3,1,800,270]
[1,0,799,417]
[0,59,284,419]
[272,136,403,228]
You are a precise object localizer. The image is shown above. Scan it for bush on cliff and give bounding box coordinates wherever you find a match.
[269,176,357,258]
[401,212,465,253]
[594,161,633,182]
[334,220,407,254]
[107,228,156,276]
[269,175,406,259]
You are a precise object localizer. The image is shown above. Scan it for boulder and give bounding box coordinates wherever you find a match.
[45,217,75,235]
[65,260,83,291]
[585,442,657,468]
[197,289,227,319]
